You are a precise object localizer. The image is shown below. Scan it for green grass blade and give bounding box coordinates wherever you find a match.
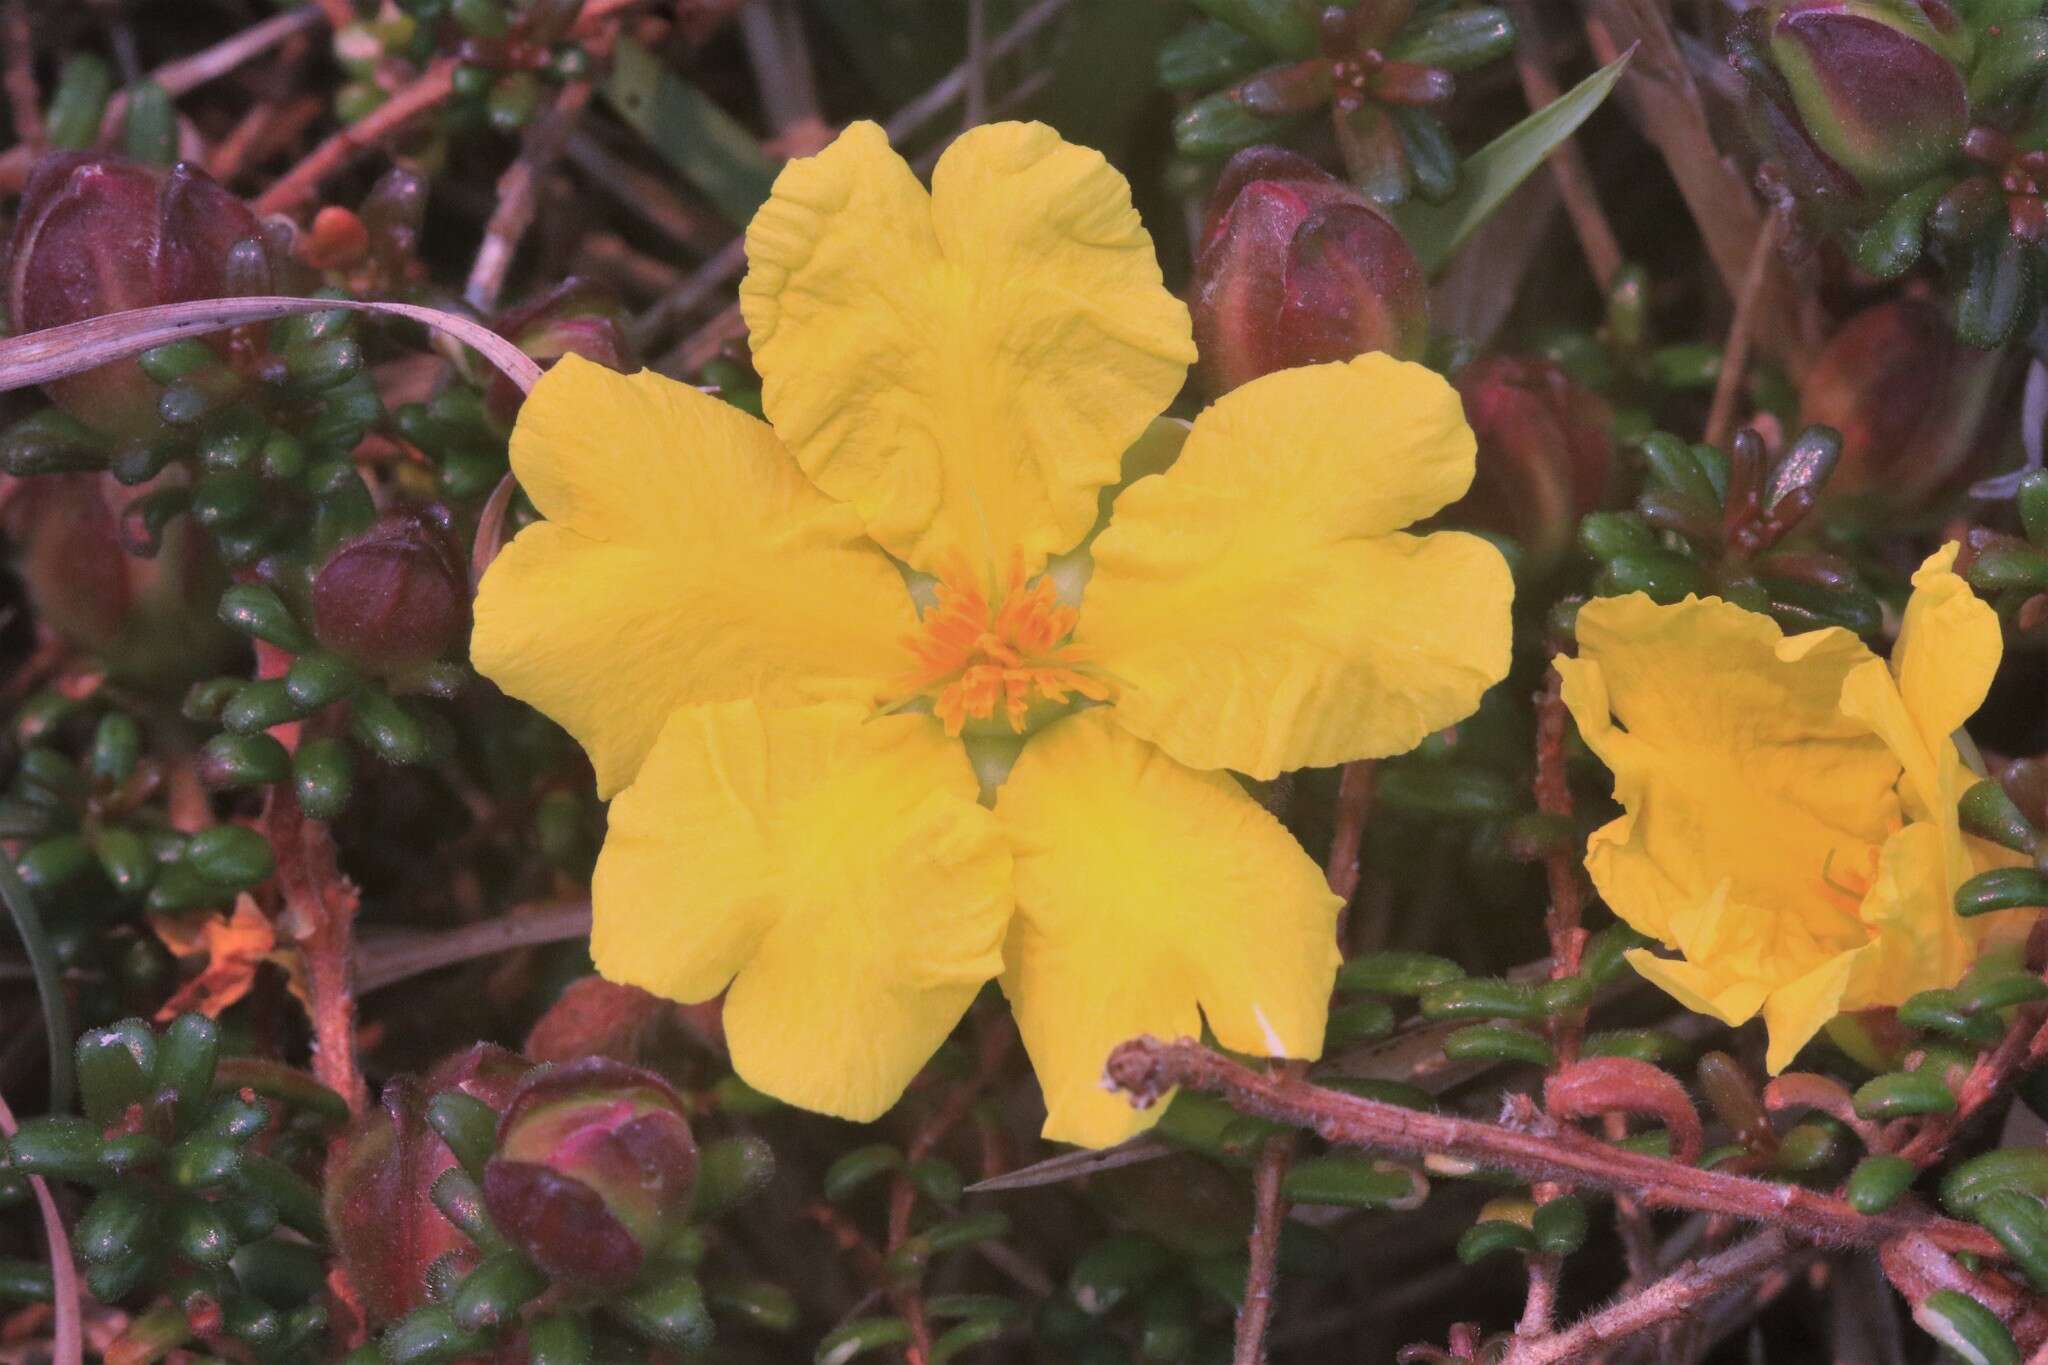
[1394,48,1633,276]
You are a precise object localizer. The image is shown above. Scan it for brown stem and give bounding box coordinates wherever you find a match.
[1703,207,1788,447]
[1103,1038,2005,1258]
[267,792,366,1114]
[1502,1230,1792,1365]
[1325,760,1376,934]
[464,79,595,313]
[254,59,457,216]
[1504,0,1621,291]
[1897,1001,2048,1165]
[1236,1121,1296,1365]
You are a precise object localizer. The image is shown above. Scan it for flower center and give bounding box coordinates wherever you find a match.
[898,553,1110,736]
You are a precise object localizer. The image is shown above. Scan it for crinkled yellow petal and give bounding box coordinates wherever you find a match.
[1624,949,1768,1029]
[1758,951,1862,1074]
[471,356,915,797]
[1840,821,1975,1015]
[1078,356,1511,778]
[1558,593,1899,947]
[1895,543,2001,747]
[1843,544,2001,830]
[994,710,1340,1146]
[590,700,1012,1121]
[739,120,1195,578]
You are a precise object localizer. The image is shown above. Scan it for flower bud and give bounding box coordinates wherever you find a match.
[481,1058,698,1291]
[311,505,470,672]
[323,1044,530,1327]
[1797,296,2000,505]
[1445,356,1615,573]
[0,473,233,682]
[1729,1,1969,220]
[485,278,634,424]
[1191,145,1427,395]
[5,155,267,437]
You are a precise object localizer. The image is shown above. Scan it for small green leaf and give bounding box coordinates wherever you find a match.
[1393,49,1631,275]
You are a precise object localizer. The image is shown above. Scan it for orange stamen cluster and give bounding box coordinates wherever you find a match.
[899,554,1110,735]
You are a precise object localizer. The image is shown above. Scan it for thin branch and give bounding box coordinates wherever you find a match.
[268,794,366,1114]
[1502,1230,1792,1365]
[353,902,594,993]
[1236,1122,1295,1365]
[1103,1037,2006,1258]
[254,59,457,216]
[1703,206,1788,447]
[1504,0,1621,291]
[465,79,595,313]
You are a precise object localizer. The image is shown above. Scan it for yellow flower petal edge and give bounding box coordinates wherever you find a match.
[739,120,1196,579]
[995,709,1340,1146]
[591,700,1012,1122]
[471,356,915,797]
[1080,354,1512,778]
[1557,592,1897,948]
[1563,558,2006,1073]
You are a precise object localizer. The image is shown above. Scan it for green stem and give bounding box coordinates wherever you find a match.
[0,853,73,1115]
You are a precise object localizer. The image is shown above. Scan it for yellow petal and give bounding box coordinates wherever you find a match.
[1844,544,2002,826]
[472,356,915,797]
[1840,822,1975,1012]
[1079,355,1512,778]
[1624,949,1768,1029]
[1759,950,1862,1074]
[1559,593,1898,947]
[739,120,1195,578]
[1895,543,2001,745]
[994,710,1340,1146]
[591,700,1011,1121]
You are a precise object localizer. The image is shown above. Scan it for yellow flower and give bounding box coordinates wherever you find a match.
[472,121,1514,1146]
[1557,545,2011,1072]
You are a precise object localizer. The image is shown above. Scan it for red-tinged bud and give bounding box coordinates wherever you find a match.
[311,505,470,672]
[1730,1,1969,220]
[1798,297,2000,505]
[485,277,634,423]
[324,1044,531,1327]
[5,155,267,438]
[1445,356,1614,574]
[482,1058,697,1291]
[0,473,233,682]
[1192,145,1427,395]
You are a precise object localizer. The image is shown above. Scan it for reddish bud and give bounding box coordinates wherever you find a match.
[5,155,266,437]
[1192,145,1427,395]
[1732,1,1969,218]
[324,1044,531,1327]
[311,505,470,672]
[0,473,232,681]
[482,1058,697,1291]
[1798,297,2001,506]
[1445,356,1615,573]
[486,277,633,423]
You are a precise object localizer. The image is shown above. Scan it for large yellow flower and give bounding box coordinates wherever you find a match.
[472,121,1514,1146]
[1558,546,2012,1072]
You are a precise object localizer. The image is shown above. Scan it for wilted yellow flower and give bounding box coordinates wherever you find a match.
[472,120,1513,1146]
[1558,546,2012,1072]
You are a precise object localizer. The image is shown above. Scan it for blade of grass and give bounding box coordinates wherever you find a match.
[1393,48,1632,277]
[0,855,72,1117]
